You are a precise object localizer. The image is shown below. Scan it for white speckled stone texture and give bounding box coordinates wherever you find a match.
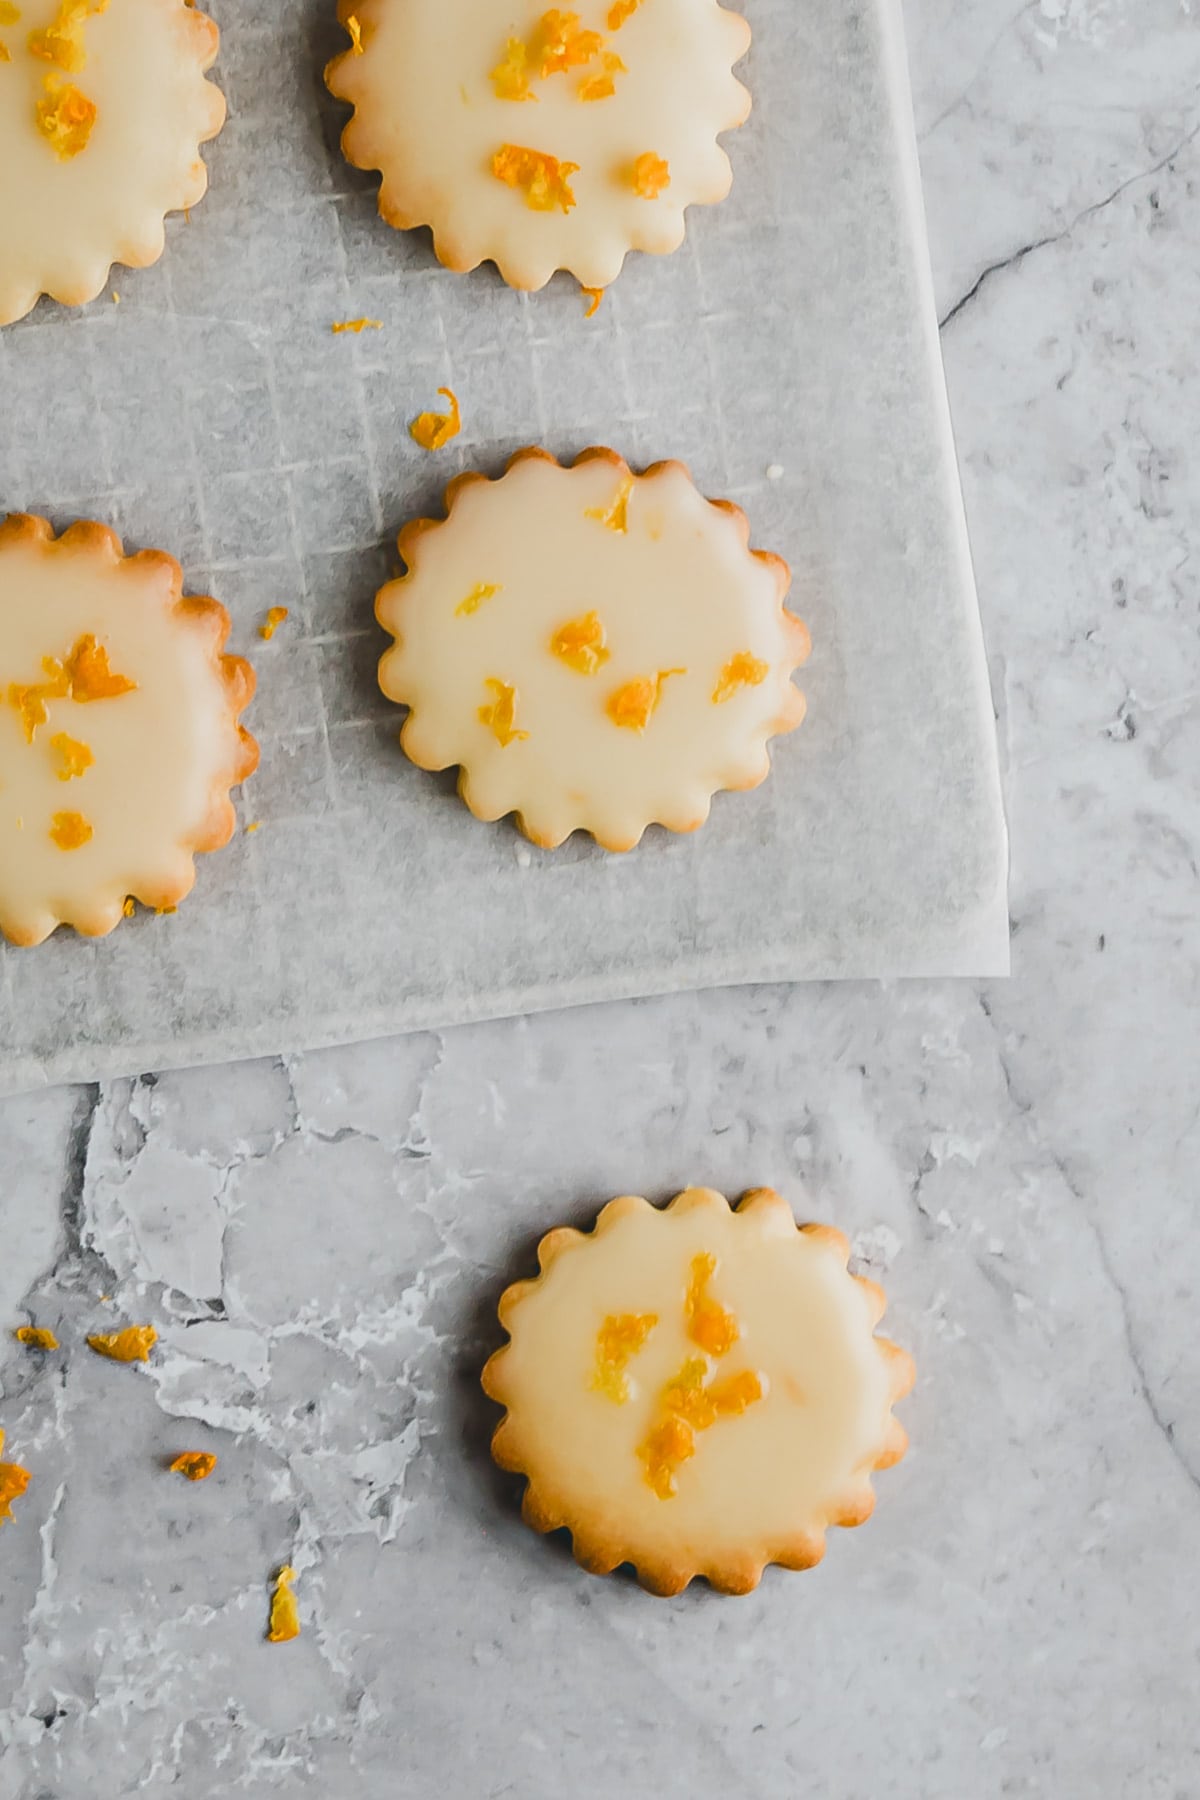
[2,0,1199,1794]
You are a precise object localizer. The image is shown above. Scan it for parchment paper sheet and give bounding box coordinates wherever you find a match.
[0,0,1009,1097]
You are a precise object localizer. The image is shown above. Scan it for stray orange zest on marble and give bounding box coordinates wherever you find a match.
[580,285,604,317]
[87,1324,157,1362]
[267,1565,301,1642]
[170,1451,217,1482]
[491,144,578,213]
[122,896,136,916]
[330,317,381,333]
[14,1326,58,1351]
[259,606,289,641]
[409,386,462,451]
[0,1431,30,1525]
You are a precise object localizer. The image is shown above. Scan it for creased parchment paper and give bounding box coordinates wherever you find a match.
[0,0,1008,1097]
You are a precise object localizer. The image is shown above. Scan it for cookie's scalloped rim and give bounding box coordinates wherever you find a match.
[374,445,809,853]
[481,1185,916,1597]
[0,3,226,328]
[324,0,752,294]
[0,512,259,949]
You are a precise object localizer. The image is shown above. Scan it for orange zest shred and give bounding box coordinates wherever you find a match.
[345,11,363,52]
[169,1450,217,1482]
[590,1311,657,1403]
[66,634,137,701]
[50,731,93,781]
[578,49,625,100]
[605,668,684,732]
[267,1565,301,1642]
[549,610,610,675]
[491,143,578,213]
[628,151,670,198]
[580,285,604,317]
[7,664,68,742]
[245,820,262,834]
[490,35,536,101]
[27,0,100,74]
[87,1324,157,1363]
[478,678,529,748]
[639,1414,695,1500]
[686,1252,739,1355]
[532,9,603,77]
[585,472,633,532]
[122,897,136,916]
[608,0,643,26]
[15,1326,58,1351]
[0,1430,31,1526]
[0,6,17,25]
[456,582,500,617]
[259,606,289,640]
[0,44,9,61]
[35,77,97,159]
[330,317,381,334]
[713,651,769,705]
[49,810,92,850]
[409,386,462,451]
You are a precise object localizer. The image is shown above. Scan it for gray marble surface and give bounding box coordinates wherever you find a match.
[2,0,1199,1793]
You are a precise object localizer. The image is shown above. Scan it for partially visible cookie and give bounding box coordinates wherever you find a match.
[482,1187,914,1596]
[375,447,809,852]
[0,0,225,325]
[326,0,751,292]
[0,514,258,946]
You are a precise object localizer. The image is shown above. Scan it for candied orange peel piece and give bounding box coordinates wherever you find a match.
[0,1430,31,1526]
[170,1450,217,1482]
[87,1323,157,1362]
[456,582,500,617]
[605,669,684,733]
[585,473,633,532]
[36,76,97,159]
[49,810,92,851]
[590,1311,657,1403]
[478,678,529,748]
[267,1565,301,1642]
[409,386,462,451]
[14,1326,58,1351]
[491,144,578,214]
[50,732,94,781]
[259,606,289,641]
[549,611,610,676]
[628,152,670,198]
[713,651,769,705]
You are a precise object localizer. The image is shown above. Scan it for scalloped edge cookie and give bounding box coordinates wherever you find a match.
[482,1186,915,1597]
[0,512,258,946]
[376,446,810,853]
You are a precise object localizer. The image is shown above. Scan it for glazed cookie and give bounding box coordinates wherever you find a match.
[326,0,751,292]
[0,0,225,325]
[375,449,809,852]
[0,515,258,946]
[482,1188,914,1596]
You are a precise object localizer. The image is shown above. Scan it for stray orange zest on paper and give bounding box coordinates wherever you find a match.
[586,473,633,532]
[267,1565,301,1642]
[478,678,529,748]
[244,820,261,834]
[330,317,381,334]
[0,1431,31,1526]
[549,611,610,675]
[170,1450,217,1482]
[15,1326,58,1351]
[259,606,289,641]
[50,731,93,781]
[590,1312,657,1403]
[491,143,578,213]
[36,78,97,159]
[580,285,604,317]
[87,1324,157,1363]
[49,810,92,850]
[713,651,768,705]
[628,151,670,198]
[456,582,500,617]
[409,386,462,451]
[605,669,684,733]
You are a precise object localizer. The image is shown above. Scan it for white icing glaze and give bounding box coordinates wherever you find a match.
[328,0,751,290]
[0,0,225,325]
[486,1189,912,1582]
[376,451,809,852]
[0,522,255,946]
